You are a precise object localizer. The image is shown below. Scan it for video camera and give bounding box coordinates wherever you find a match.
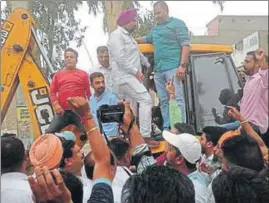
[97,104,125,123]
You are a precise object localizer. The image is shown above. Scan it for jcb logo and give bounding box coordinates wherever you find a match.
[29,87,54,134]
[1,20,13,48]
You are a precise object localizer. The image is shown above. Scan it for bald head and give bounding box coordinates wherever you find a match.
[154,1,169,12]
[153,1,169,24]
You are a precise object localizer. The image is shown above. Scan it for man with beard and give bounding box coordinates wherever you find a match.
[89,72,119,138]
[163,131,209,203]
[136,1,190,129]
[240,49,268,144]
[199,127,228,178]
[108,8,159,146]
[92,46,113,92]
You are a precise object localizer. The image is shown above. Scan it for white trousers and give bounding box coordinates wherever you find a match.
[113,76,152,138]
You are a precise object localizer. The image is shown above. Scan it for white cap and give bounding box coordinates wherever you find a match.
[55,131,76,141]
[163,131,202,164]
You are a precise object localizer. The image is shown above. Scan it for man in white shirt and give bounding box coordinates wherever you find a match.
[1,134,34,203]
[59,137,92,203]
[108,8,156,144]
[163,131,209,203]
[84,151,128,203]
[91,46,114,92]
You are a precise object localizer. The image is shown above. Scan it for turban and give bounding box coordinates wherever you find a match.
[218,129,240,148]
[29,134,63,169]
[116,8,137,26]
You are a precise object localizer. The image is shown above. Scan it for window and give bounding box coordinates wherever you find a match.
[190,53,239,131]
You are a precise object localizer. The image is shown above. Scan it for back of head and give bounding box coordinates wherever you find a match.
[110,138,129,161]
[222,134,264,172]
[174,122,195,135]
[1,135,25,173]
[59,171,83,203]
[212,165,269,203]
[121,165,195,203]
[84,151,116,180]
[219,89,234,105]
[84,152,95,180]
[203,126,228,146]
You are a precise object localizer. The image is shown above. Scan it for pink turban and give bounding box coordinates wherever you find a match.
[116,8,138,26]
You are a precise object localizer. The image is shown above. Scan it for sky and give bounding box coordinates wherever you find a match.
[1,1,268,72]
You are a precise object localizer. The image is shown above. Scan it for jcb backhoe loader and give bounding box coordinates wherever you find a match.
[1,8,85,147]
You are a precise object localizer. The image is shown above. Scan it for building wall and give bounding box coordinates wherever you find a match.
[258,30,269,54]
[232,31,260,68]
[207,18,219,36]
[193,15,268,45]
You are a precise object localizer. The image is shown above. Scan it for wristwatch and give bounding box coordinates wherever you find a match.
[180,63,188,68]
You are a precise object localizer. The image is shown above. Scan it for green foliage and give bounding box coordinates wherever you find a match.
[133,9,155,38]
[5,0,88,69]
[212,1,225,11]
[30,0,87,69]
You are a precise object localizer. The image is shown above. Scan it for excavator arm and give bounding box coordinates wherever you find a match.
[1,9,85,147]
[1,9,54,136]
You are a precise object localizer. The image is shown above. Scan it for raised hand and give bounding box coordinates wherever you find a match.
[28,166,71,203]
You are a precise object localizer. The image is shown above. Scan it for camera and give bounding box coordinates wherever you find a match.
[97,104,125,123]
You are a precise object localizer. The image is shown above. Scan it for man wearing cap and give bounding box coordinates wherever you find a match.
[163,131,209,203]
[108,8,156,144]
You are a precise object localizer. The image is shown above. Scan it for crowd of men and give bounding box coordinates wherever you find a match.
[1,1,269,203]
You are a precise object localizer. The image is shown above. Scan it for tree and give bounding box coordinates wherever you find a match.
[133,9,155,38]
[86,0,140,34]
[5,0,87,69]
[31,0,87,69]
[213,1,225,11]
[86,1,225,34]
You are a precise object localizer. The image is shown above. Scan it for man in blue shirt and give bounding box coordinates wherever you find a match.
[137,1,190,130]
[89,72,119,137]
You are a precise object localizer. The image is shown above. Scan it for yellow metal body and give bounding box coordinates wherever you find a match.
[138,43,233,54]
[1,9,85,147]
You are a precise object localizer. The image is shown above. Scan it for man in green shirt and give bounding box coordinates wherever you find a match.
[137,1,190,130]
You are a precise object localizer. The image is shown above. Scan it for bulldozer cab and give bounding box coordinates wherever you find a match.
[139,44,242,134]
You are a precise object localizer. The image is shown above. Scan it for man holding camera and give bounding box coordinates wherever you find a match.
[89,72,119,138]
[108,8,158,146]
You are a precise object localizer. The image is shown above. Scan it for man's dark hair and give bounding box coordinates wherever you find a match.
[64,47,79,59]
[219,89,234,105]
[110,138,130,160]
[121,165,195,203]
[59,139,76,168]
[1,136,25,173]
[84,151,116,180]
[97,46,108,54]
[153,1,169,12]
[247,51,258,62]
[222,134,264,172]
[212,165,269,203]
[174,123,195,135]
[202,126,228,146]
[59,171,83,203]
[90,72,104,83]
